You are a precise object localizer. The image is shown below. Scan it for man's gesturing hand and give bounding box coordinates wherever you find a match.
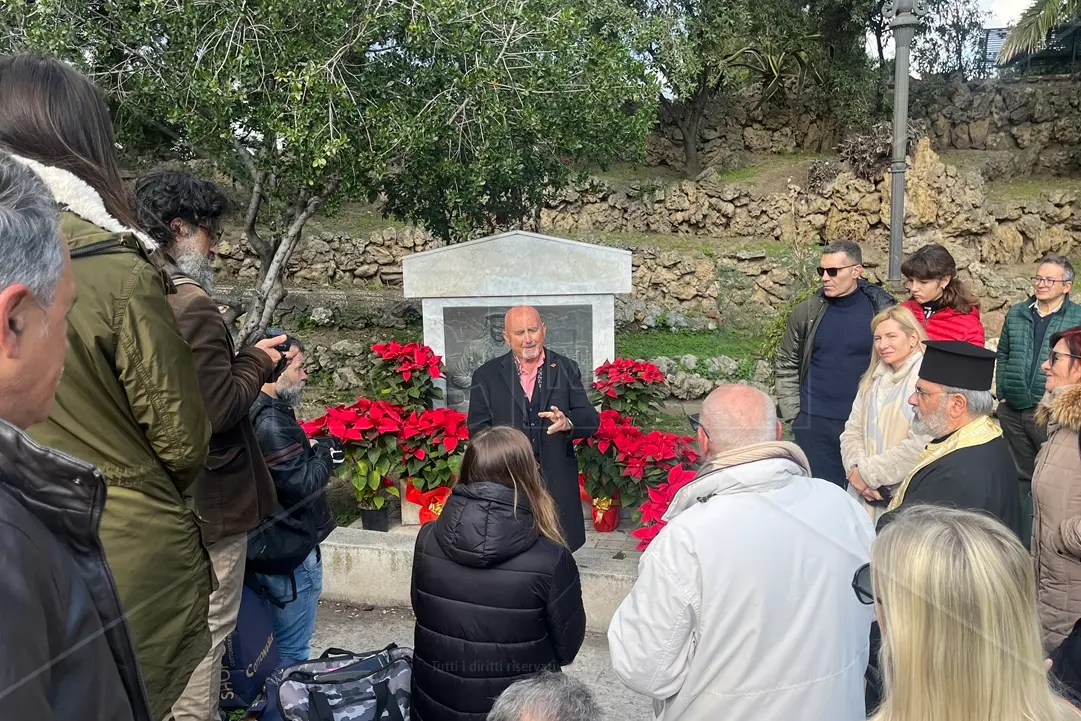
[539,405,573,434]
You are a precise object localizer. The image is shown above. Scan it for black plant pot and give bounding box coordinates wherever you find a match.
[360,507,390,532]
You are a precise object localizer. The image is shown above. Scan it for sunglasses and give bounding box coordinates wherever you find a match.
[852,562,875,605]
[687,412,710,440]
[815,263,859,278]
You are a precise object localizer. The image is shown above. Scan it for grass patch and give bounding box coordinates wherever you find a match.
[985,176,1081,204]
[616,328,765,361]
[584,162,686,184]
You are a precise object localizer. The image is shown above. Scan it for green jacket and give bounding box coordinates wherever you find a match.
[774,280,897,421]
[996,296,1081,411]
[27,204,212,718]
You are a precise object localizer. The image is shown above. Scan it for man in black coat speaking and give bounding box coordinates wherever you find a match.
[467,306,599,551]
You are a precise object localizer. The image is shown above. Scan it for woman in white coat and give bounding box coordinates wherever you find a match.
[841,305,931,521]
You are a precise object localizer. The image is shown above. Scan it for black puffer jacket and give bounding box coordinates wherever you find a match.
[0,418,153,721]
[410,482,586,721]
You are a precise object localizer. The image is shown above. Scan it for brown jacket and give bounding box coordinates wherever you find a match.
[1033,383,1081,652]
[167,266,277,545]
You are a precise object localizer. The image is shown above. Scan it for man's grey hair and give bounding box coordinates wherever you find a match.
[1038,253,1075,284]
[822,239,863,266]
[943,385,994,417]
[487,672,602,721]
[700,383,779,454]
[0,153,64,306]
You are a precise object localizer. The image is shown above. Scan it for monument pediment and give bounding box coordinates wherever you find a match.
[402,231,632,298]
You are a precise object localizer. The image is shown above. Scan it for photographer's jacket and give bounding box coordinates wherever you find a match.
[166,264,277,544]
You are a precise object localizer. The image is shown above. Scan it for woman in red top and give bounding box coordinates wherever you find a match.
[900,243,985,345]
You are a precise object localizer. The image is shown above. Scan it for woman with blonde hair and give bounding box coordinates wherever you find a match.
[840,305,932,521]
[410,426,586,721]
[855,505,1078,721]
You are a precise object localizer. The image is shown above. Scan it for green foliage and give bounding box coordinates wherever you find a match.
[763,282,818,363]
[345,435,402,511]
[1001,0,1079,62]
[615,329,765,362]
[912,0,991,78]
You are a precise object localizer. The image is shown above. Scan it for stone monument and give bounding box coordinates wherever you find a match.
[400,230,632,524]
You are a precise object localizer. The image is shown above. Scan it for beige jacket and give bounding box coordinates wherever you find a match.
[839,353,930,521]
[1033,384,1081,652]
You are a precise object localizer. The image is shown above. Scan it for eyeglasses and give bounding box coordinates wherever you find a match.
[912,386,950,398]
[1033,276,1070,287]
[852,563,875,605]
[815,264,859,278]
[1048,350,1081,365]
[687,413,710,440]
[199,222,224,242]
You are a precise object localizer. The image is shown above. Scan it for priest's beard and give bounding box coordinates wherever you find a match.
[276,376,306,408]
[176,249,215,292]
[911,402,949,438]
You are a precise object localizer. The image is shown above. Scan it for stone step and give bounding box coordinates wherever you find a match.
[319,524,641,634]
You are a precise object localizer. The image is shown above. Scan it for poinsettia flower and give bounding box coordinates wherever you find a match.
[631,521,666,551]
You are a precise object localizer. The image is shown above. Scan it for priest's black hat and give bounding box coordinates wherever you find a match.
[918,340,996,391]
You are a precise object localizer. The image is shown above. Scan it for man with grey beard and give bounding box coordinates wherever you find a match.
[877,340,1021,537]
[135,170,286,720]
[248,336,337,665]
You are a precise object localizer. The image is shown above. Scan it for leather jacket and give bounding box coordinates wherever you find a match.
[0,419,153,721]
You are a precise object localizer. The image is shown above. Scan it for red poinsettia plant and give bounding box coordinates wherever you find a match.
[574,409,700,532]
[303,398,404,511]
[590,358,667,423]
[399,407,469,492]
[631,463,698,551]
[370,341,445,412]
[404,485,452,525]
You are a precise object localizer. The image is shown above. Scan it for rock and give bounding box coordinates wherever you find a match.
[679,354,698,370]
[704,356,740,377]
[951,123,971,149]
[969,119,989,149]
[669,371,715,400]
[332,366,362,392]
[331,340,368,357]
[641,305,663,329]
[744,127,772,152]
[664,310,692,329]
[983,224,1023,264]
[754,360,773,384]
[310,306,335,327]
[670,281,698,301]
[651,356,677,375]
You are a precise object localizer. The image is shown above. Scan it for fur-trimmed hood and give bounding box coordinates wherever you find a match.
[1038,384,1081,431]
[8,154,156,252]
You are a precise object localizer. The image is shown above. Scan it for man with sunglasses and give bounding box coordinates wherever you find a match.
[775,240,895,486]
[996,254,1081,546]
[879,340,1021,536]
[136,170,288,720]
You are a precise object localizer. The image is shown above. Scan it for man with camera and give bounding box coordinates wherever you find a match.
[248,334,339,665]
[136,171,285,720]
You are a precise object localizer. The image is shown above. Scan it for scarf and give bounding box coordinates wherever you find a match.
[886,415,1002,511]
[920,298,944,321]
[697,440,812,479]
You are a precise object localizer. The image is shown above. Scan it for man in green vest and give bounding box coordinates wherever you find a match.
[996,254,1081,546]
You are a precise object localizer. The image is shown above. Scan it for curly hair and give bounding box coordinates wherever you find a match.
[901,243,980,314]
[134,169,232,248]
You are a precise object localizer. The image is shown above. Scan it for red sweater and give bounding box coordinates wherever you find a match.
[902,299,986,345]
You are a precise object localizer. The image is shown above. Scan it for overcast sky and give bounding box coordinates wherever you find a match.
[871,0,1029,58]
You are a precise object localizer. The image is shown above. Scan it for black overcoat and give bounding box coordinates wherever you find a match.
[466,349,599,551]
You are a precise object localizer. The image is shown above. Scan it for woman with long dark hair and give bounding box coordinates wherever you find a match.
[411,426,586,721]
[901,243,985,344]
[0,54,212,719]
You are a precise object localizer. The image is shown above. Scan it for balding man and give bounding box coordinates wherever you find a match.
[609,384,875,721]
[467,306,599,551]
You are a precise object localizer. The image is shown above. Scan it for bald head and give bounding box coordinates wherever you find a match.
[698,384,780,455]
[503,305,546,363]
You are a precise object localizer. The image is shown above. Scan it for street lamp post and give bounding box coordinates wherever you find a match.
[886,0,925,283]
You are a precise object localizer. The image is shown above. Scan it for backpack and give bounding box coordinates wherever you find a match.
[273,645,413,721]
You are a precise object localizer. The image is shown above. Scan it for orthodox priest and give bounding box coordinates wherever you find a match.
[879,340,1022,537]
[467,306,599,551]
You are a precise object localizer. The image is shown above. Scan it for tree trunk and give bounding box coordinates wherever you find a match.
[682,123,700,178]
[236,179,338,345]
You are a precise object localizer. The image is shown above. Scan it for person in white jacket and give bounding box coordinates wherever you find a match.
[840,305,931,522]
[608,384,876,721]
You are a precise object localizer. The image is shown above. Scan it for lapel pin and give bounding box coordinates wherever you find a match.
[550,362,556,367]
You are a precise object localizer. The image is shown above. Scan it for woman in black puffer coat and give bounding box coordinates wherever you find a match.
[410,426,587,721]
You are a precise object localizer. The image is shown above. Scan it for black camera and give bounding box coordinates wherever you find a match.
[313,436,345,465]
[265,327,293,383]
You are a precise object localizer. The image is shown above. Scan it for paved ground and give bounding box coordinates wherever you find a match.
[312,601,654,720]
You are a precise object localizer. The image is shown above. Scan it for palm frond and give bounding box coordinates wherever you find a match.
[999,0,1079,62]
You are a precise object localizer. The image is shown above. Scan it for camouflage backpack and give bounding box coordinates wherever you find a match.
[276,644,412,721]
